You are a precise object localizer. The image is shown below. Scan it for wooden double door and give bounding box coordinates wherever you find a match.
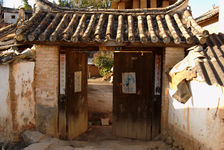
[58,50,88,139]
[113,52,161,140]
[58,50,161,140]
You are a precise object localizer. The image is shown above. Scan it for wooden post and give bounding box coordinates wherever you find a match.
[162,0,169,7]
[133,0,140,8]
[140,0,147,8]
[150,0,157,8]
[118,2,126,9]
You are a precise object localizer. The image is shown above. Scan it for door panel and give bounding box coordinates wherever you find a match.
[113,52,155,140]
[59,51,88,139]
[67,51,88,139]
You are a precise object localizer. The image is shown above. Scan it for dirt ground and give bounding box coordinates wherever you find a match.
[88,78,113,124]
[6,126,171,150]
[47,126,169,150]
[68,126,169,150]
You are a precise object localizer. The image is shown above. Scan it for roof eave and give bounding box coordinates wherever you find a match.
[35,0,189,15]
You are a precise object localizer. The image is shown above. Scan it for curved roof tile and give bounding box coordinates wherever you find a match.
[15,0,208,47]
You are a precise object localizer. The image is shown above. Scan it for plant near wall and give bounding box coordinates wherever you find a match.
[91,51,114,77]
[22,0,32,11]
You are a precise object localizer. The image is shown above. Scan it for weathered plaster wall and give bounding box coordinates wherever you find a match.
[161,47,185,137]
[0,61,35,142]
[168,80,224,150]
[0,64,13,142]
[11,62,35,134]
[34,45,59,137]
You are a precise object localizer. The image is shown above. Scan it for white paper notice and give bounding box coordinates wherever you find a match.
[74,71,82,92]
[122,72,136,94]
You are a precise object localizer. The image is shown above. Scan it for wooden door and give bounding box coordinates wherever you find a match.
[113,52,160,140]
[58,51,88,139]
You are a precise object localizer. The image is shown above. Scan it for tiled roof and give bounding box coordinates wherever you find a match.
[15,9,208,46]
[170,33,224,87]
[195,33,224,86]
[15,0,208,47]
[0,24,18,50]
[196,7,219,24]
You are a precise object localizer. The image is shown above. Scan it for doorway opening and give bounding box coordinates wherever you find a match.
[87,51,113,128]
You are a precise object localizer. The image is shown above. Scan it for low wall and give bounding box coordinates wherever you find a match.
[168,80,224,150]
[0,61,35,142]
[88,65,101,78]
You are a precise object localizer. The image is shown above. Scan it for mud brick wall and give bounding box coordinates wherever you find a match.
[34,45,59,137]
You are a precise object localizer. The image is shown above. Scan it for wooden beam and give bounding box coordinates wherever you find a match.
[162,0,169,7]
[133,0,140,8]
[140,0,147,8]
[150,0,157,8]
[118,2,126,9]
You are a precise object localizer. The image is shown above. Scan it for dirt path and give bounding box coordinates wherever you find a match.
[88,78,113,124]
[20,127,173,150]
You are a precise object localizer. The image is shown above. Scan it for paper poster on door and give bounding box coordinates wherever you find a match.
[122,72,136,94]
[74,71,82,92]
[60,54,66,95]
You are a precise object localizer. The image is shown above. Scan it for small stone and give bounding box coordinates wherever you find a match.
[101,118,110,126]
[21,130,48,145]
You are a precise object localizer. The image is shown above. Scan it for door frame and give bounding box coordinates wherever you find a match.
[57,46,163,140]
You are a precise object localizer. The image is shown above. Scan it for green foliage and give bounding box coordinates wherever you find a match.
[22,0,32,11]
[57,0,112,8]
[92,51,113,77]
[58,0,73,7]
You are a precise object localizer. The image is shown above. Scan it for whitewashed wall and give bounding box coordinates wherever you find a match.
[219,0,224,33]
[4,12,18,24]
[168,80,224,150]
[0,64,13,141]
[0,61,35,142]
[12,62,35,132]
[204,22,219,34]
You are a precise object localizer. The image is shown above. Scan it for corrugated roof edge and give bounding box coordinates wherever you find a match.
[196,7,219,23]
[35,0,189,15]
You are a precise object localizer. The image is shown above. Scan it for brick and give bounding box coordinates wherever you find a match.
[34,45,59,136]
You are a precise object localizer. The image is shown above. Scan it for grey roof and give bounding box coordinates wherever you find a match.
[170,33,224,87]
[15,0,208,47]
[196,33,224,86]
[0,24,18,50]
